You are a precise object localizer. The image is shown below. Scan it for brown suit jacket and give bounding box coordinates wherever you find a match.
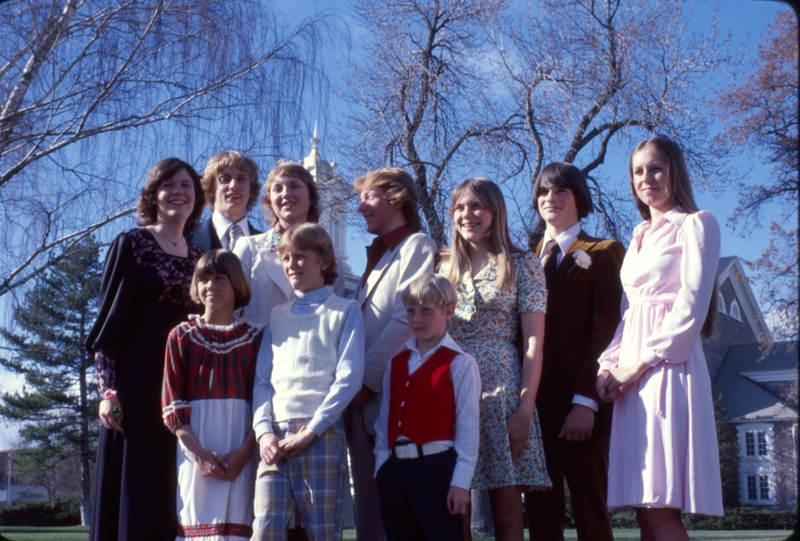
[535,230,625,435]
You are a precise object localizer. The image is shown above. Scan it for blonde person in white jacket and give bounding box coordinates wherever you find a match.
[233,160,345,326]
[347,167,437,541]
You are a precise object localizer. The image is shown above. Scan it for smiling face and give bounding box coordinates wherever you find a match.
[631,147,674,217]
[197,273,236,318]
[213,167,250,223]
[282,247,328,293]
[270,176,311,230]
[406,300,454,350]
[453,191,494,251]
[536,181,579,235]
[357,188,404,236]
[155,168,196,223]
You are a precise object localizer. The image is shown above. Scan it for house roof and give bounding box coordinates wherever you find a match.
[716,256,771,343]
[712,342,797,422]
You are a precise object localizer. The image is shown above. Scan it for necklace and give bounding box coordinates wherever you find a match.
[150,227,185,247]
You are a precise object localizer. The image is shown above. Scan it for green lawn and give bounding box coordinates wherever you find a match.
[0,526,793,541]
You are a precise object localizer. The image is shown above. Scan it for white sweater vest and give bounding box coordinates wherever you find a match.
[269,294,354,422]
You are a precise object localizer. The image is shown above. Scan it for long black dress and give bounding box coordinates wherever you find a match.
[86,229,202,541]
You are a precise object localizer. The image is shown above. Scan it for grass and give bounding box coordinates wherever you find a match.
[0,526,793,541]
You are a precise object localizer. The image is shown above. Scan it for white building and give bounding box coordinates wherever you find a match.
[301,128,360,294]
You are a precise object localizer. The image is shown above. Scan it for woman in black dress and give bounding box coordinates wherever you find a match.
[86,158,205,541]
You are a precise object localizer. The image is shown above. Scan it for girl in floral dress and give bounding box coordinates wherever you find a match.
[439,178,550,541]
[162,250,264,541]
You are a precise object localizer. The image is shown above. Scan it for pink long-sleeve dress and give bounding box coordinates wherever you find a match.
[598,208,723,516]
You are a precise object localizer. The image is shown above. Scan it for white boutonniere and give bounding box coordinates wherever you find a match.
[568,249,592,273]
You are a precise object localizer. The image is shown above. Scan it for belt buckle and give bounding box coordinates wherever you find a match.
[394,443,419,459]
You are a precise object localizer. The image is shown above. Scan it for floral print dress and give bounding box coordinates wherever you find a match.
[442,252,551,491]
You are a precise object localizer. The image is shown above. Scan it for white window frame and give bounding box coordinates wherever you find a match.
[738,423,776,505]
[729,299,742,321]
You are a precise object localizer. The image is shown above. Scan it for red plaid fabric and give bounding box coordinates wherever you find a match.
[162,317,264,432]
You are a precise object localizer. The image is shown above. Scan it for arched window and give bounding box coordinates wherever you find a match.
[718,291,726,313]
[730,299,742,322]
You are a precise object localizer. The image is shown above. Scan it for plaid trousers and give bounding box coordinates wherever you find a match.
[252,418,346,541]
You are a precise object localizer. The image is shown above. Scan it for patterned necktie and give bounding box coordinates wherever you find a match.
[228,223,244,250]
[541,239,560,290]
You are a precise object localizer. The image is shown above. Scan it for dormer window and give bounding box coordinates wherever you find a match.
[730,299,742,322]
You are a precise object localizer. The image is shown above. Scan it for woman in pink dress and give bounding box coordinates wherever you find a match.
[596,137,723,541]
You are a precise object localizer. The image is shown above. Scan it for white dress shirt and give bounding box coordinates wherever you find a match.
[540,222,599,413]
[373,333,481,490]
[211,212,251,250]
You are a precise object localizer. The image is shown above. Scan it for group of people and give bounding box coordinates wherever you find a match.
[85,136,724,541]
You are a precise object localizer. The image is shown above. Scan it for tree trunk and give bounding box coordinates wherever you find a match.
[470,488,494,537]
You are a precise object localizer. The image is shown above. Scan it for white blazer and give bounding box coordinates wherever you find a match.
[233,230,346,326]
[355,231,437,432]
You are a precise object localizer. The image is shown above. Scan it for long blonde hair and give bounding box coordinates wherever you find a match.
[442,178,523,290]
[629,137,717,338]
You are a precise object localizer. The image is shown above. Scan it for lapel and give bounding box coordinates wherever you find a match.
[547,231,597,312]
[247,220,263,236]
[359,236,407,307]
[208,219,223,250]
[255,233,294,300]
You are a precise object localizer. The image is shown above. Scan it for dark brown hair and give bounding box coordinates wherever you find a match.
[190,249,252,310]
[136,158,204,234]
[534,162,594,220]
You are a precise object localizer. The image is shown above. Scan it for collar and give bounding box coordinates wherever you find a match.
[542,222,581,256]
[212,212,250,238]
[636,207,687,235]
[294,285,329,305]
[379,224,414,251]
[397,332,465,362]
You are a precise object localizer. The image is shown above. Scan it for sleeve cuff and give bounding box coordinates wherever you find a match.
[308,417,331,437]
[450,461,476,491]
[572,395,599,412]
[374,452,390,478]
[642,348,662,367]
[254,421,274,442]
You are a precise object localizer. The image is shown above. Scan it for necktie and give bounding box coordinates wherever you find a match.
[541,239,560,290]
[228,223,244,250]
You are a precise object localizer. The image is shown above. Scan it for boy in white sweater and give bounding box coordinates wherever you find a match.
[252,223,364,541]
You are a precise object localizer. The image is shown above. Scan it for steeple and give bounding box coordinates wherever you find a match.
[302,126,349,274]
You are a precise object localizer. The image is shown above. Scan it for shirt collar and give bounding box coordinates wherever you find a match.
[542,222,581,256]
[397,332,465,362]
[380,224,414,251]
[212,212,250,238]
[294,285,329,305]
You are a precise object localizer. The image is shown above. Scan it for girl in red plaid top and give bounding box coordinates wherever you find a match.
[162,250,264,541]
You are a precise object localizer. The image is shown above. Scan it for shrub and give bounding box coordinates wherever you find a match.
[0,498,80,526]
[609,507,796,531]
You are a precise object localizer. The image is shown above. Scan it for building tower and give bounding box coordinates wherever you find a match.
[302,126,351,277]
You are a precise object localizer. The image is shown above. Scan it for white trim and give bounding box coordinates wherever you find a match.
[718,258,772,342]
[739,369,796,383]
[718,291,726,313]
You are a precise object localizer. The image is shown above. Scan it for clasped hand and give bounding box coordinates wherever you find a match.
[259,427,317,465]
[596,360,651,402]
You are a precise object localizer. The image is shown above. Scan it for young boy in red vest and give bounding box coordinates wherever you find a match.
[373,273,480,541]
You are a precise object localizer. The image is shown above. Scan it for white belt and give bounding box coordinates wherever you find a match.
[392,441,451,459]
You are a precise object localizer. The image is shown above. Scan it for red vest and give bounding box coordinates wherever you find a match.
[387,346,458,447]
